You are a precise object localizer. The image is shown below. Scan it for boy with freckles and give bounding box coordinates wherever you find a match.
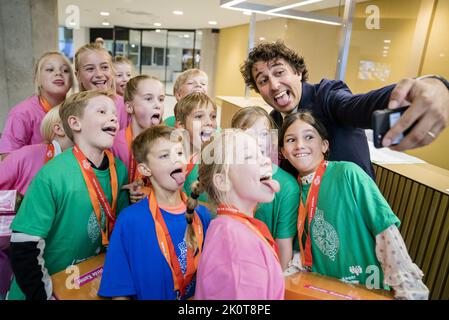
[7,90,129,300]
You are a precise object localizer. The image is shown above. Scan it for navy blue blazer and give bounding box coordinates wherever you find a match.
[271,79,396,179]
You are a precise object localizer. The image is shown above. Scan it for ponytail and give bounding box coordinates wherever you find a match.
[185,179,204,252]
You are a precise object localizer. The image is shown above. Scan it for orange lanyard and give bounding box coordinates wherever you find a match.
[297,160,328,269]
[44,143,55,163]
[39,96,52,113]
[148,188,204,299]
[73,145,118,246]
[216,205,280,262]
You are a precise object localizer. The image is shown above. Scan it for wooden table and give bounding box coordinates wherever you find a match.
[51,254,105,300]
[285,271,393,300]
[215,96,272,129]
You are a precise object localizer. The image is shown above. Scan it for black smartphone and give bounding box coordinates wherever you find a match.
[372,106,410,148]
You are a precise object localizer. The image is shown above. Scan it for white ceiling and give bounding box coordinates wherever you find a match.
[57,0,264,30]
[57,0,369,30]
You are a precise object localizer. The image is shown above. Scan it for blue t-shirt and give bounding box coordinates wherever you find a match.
[98,197,212,300]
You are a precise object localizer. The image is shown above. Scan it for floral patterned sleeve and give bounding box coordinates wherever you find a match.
[375,225,429,300]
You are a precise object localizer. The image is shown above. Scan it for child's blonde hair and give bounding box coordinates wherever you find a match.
[74,43,115,92]
[132,125,198,251]
[113,55,132,66]
[173,69,208,96]
[175,92,216,126]
[187,130,248,213]
[231,106,276,130]
[124,75,161,103]
[113,56,133,68]
[113,56,134,76]
[40,105,62,143]
[59,90,115,141]
[34,52,75,96]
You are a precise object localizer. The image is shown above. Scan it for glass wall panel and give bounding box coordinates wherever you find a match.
[129,30,141,72]
[345,0,424,93]
[58,26,74,60]
[166,31,195,95]
[141,29,168,86]
[114,27,201,95]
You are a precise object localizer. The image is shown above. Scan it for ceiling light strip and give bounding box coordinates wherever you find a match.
[220,0,247,8]
[267,0,324,13]
[223,2,342,26]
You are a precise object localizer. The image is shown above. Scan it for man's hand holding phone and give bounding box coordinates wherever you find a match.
[372,106,412,148]
[380,77,449,150]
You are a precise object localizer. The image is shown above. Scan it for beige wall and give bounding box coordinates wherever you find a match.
[215,0,449,170]
[405,0,449,170]
[200,29,219,98]
[345,0,423,93]
[284,18,339,84]
[215,15,340,97]
[214,24,249,97]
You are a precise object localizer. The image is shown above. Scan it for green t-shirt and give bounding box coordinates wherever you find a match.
[295,161,400,289]
[164,116,176,128]
[183,163,208,203]
[183,163,298,239]
[8,148,129,300]
[255,164,299,239]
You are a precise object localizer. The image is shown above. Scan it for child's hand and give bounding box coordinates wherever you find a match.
[121,180,145,203]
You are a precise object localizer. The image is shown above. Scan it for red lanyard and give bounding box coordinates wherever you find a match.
[44,143,55,163]
[39,96,52,113]
[125,125,142,184]
[148,188,204,299]
[185,153,197,179]
[73,145,118,246]
[216,205,280,262]
[297,160,328,268]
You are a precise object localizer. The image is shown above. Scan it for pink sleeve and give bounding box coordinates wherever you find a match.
[0,151,22,191]
[0,144,46,195]
[111,130,130,170]
[114,95,130,131]
[0,112,31,154]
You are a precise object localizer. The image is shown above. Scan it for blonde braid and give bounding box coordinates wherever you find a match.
[184,179,205,252]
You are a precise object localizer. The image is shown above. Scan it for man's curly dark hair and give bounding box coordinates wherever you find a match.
[240,40,308,93]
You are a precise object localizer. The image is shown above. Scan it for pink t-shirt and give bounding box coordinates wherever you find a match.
[111,129,130,171]
[114,95,130,131]
[0,96,45,154]
[0,143,49,195]
[195,216,285,300]
[0,95,128,153]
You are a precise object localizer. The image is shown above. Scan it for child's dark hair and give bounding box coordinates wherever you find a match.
[132,125,198,251]
[279,111,330,159]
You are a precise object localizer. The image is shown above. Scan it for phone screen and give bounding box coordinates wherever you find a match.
[389,112,404,145]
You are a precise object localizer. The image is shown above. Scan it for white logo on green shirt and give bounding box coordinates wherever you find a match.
[87,206,105,245]
[312,209,339,261]
[87,211,100,244]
